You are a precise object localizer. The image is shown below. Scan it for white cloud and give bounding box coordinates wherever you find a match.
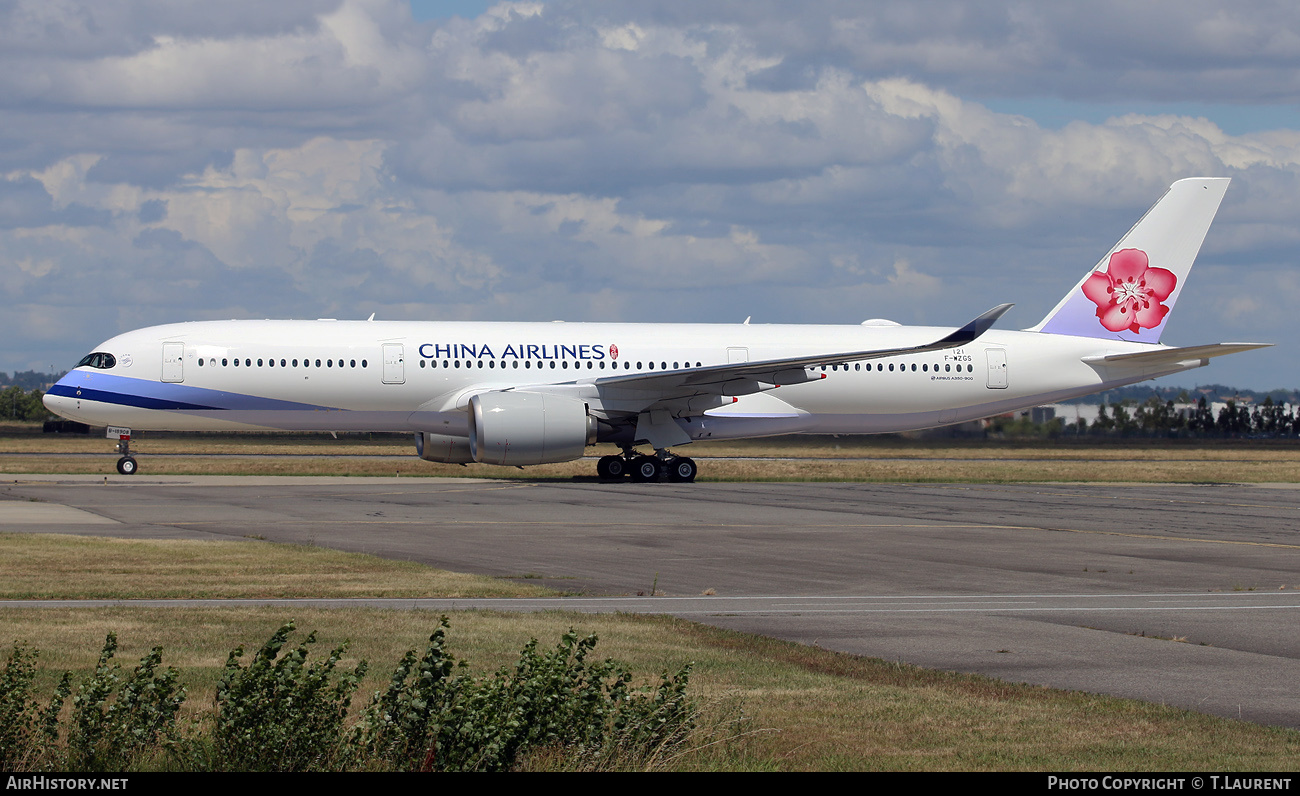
[2,0,1299,386]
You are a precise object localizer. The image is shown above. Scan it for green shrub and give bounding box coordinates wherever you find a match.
[67,634,185,771]
[0,645,70,769]
[4,620,695,772]
[212,621,367,771]
[353,618,695,771]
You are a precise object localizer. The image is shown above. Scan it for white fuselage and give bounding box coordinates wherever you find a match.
[44,318,1197,443]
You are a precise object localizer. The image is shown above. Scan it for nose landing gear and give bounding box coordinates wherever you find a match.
[597,448,696,483]
[110,427,138,475]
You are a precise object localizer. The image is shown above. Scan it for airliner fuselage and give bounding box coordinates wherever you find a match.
[45,319,1185,438]
[43,178,1269,480]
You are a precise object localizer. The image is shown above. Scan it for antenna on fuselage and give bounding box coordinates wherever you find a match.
[743,316,751,325]
[367,312,376,321]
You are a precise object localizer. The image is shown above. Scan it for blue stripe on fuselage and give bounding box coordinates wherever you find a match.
[48,371,337,412]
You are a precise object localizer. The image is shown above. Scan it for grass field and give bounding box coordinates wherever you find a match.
[4,431,1300,482]
[1,533,1298,770]
[5,433,1299,769]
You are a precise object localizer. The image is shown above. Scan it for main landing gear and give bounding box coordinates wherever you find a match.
[597,449,697,483]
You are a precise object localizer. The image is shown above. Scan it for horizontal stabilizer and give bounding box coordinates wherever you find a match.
[1082,342,1271,369]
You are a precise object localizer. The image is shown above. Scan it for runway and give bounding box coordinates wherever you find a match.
[3,474,1300,727]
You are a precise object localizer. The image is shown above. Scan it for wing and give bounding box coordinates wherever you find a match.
[581,304,1014,414]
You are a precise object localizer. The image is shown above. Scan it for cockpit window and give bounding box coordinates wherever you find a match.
[76,352,116,369]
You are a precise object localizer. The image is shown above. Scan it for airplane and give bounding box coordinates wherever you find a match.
[44,177,1269,482]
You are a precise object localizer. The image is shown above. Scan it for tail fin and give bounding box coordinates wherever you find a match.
[1029,177,1230,343]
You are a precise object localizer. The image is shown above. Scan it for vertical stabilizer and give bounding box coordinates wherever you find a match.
[1030,177,1229,343]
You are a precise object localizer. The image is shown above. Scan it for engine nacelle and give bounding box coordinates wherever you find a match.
[469,391,596,465]
[414,431,475,464]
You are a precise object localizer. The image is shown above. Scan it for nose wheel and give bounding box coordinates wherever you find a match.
[113,432,139,475]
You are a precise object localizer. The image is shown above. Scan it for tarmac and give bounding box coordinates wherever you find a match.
[3,474,1300,727]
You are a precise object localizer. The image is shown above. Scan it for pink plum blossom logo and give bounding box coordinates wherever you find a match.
[1081,248,1177,334]
[609,344,619,361]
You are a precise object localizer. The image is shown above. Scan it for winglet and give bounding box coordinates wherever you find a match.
[935,303,1014,347]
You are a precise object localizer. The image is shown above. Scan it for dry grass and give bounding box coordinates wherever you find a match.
[1,607,1296,771]
[4,450,1298,482]
[4,433,1299,482]
[0,533,555,599]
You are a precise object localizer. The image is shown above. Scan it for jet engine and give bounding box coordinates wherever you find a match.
[469,391,596,465]
[414,431,475,464]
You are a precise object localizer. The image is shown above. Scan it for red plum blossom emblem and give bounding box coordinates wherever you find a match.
[1081,248,1177,334]
[609,344,619,361]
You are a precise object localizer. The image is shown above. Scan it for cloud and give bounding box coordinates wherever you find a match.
[1,0,1299,386]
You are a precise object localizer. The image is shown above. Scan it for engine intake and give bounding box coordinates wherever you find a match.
[470,391,596,465]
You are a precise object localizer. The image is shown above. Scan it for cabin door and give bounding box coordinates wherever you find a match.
[382,343,405,384]
[161,342,184,383]
[985,348,1008,389]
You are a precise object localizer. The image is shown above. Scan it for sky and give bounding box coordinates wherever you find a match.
[2,0,1298,390]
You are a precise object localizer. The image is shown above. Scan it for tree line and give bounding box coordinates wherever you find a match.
[0,386,48,422]
[991,395,1300,439]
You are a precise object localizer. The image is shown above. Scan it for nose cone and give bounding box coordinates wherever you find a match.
[43,373,84,421]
